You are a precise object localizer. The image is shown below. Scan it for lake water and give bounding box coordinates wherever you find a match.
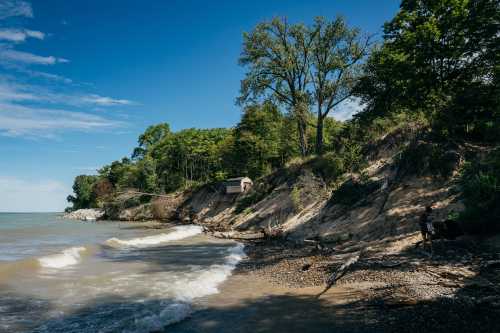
[0,213,244,332]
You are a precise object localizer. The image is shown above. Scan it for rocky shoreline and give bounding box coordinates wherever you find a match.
[182,233,500,332]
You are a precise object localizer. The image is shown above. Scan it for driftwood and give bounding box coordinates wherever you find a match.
[210,231,266,240]
[316,250,363,298]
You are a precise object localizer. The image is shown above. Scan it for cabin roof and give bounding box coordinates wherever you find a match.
[226,177,251,182]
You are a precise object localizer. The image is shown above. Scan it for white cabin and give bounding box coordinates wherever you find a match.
[225,177,253,194]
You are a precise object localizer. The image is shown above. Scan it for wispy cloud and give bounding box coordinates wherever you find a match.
[80,94,134,106]
[0,81,36,101]
[0,0,33,20]
[18,68,73,83]
[0,48,69,65]
[0,80,135,107]
[0,28,44,42]
[0,102,123,137]
[0,1,136,140]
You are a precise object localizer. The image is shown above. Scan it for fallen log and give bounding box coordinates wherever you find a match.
[316,250,363,298]
[210,231,266,240]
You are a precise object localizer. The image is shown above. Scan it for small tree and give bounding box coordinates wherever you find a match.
[66,175,99,210]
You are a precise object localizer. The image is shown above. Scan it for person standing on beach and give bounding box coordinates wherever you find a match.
[419,205,434,255]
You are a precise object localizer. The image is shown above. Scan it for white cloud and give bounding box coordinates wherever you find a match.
[0,48,69,65]
[20,69,73,83]
[0,28,45,42]
[0,81,36,101]
[80,94,134,106]
[0,0,33,20]
[0,80,134,107]
[331,98,365,122]
[0,176,69,212]
[0,102,122,137]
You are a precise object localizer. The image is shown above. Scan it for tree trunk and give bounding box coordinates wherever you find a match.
[297,118,308,157]
[315,112,324,155]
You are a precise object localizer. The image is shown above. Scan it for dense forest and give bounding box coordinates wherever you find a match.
[68,0,499,231]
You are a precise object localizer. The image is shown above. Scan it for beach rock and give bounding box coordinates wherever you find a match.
[63,208,104,221]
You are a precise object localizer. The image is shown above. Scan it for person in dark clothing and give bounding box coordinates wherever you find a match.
[419,205,434,254]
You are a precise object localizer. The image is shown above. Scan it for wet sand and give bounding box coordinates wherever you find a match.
[171,271,373,333]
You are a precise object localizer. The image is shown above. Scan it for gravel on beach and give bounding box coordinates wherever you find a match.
[232,236,500,332]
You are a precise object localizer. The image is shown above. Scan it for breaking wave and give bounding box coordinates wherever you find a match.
[130,242,246,332]
[105,225,203,248]
[37,246,87,269]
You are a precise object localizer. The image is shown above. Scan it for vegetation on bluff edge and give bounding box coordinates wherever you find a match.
[67,0,499,235]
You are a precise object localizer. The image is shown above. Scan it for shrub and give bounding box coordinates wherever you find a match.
[331,177,381,206]
[290,185,303,212]
[458,149,500,234]
[396,141,460,178]
[310,153,345,184]
[234,184,270,214]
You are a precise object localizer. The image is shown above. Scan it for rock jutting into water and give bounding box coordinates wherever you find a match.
[63,208,105,221]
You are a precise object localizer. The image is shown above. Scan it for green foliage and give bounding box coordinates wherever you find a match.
[309,16,370,154]
[239,16,371,155]
[396,141,461,178]
[228,102,284,179]
[290,185,303,212]
[331,177,381,206]
[310,153,345,184]
[132,123,171,159]
[239,17,311,156]
[356,0,500,141]
[66,175,99,210]
[459,149,500,233]
[67,6,500,215]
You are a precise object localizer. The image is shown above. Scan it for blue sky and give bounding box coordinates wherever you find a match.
[0,0,400,212]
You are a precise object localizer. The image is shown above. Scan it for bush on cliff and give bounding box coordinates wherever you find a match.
[459,149,500,234]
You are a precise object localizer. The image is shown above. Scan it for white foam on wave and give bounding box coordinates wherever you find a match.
[38,246,87,269]
[129,242,246,332]
[105,225,203,248]
[174,242,246,300]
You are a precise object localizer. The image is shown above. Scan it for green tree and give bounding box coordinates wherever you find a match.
[66,175,99,210]
[356,0,500,139]
[309,16,370,154]
[231,102,284,178]
[135,155,158,192]
[238,17,313,156]
[132,123,171,159]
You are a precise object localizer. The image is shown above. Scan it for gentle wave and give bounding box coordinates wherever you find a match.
[131,243,246,332]
[37,246,87,269]
[0,258,39,282]
[105,225,203,248]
